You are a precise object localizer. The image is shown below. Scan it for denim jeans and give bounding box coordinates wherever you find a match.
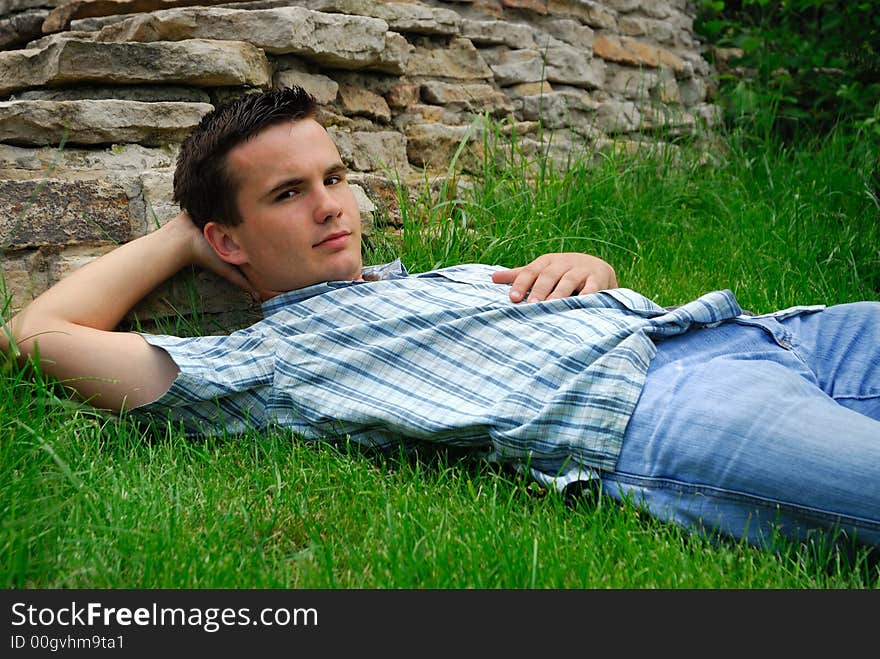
[601,301,880,550]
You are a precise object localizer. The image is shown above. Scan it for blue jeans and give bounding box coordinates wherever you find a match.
[601,302,880,550]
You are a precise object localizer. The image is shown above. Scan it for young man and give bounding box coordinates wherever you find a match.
[4,87,879,551]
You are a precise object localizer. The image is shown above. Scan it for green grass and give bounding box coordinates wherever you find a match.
[2,123,879,588]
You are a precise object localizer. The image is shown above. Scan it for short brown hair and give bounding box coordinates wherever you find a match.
[173,86,318,229]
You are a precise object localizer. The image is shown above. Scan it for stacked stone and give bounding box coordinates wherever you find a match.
[0,0,717,324]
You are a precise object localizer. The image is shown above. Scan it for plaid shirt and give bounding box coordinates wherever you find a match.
[135,260,745,488]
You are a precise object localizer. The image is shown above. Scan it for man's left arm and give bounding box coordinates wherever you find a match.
[491,252,618,303]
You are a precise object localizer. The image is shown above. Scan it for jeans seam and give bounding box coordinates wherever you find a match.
[603,471,880,531]
[787,334,880,401]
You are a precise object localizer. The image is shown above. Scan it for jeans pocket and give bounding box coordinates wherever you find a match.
[732,316,794,349]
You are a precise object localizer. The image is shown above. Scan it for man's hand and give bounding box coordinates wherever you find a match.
[491,252,618,303]
[170,212,257,299]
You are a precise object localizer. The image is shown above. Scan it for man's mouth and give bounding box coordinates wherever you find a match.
[314,231,351,248]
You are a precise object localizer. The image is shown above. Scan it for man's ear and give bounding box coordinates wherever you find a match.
[204,221,248,265]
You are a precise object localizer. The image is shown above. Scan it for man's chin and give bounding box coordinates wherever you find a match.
[326,252,364,283]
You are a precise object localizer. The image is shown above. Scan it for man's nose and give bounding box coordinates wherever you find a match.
[313,186,342,224]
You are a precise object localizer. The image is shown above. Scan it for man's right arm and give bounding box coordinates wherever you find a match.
[0,213,255,413]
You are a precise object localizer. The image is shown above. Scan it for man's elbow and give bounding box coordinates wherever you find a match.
[1,312,28,362]
[1,311,66,368]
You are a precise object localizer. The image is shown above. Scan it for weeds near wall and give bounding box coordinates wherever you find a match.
[696,0,880,140]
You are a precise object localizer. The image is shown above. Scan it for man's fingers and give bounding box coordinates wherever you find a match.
[577,267,618,295]
[493,254,616,303]
[492,267,527,301]
[493,262,549,302]
[548,273,590,299]
[490,268,517,284]
[578,276,601,296]
[510,269,540,302]
[526,266,577,301]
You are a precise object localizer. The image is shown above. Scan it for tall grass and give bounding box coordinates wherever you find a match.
[2,121,878,588]
[387,122,878,311]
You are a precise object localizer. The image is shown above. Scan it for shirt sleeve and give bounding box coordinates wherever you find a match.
[129,328,274,437]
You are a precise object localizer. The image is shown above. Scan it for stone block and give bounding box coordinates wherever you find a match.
[0,8,47,50]
[385,82,420,110]
[349,182,375,230]
[420,81,513,116]
[515,90,599,129]
[139,171,176,233]
[0,100,213,147]
[273,65,340,105]
[407,37,493,80]
[0,248,48,311]
[348,171,404,227]
[547,0,617,29]
[404,122,478,170]
[0,38,272,96]
[461,19,536,49]
[483,48,544,86]
[544,18,595,50]
[328,128,410,174]
[371,31,412,75]
[594,98,641,133]
[11,85,212,104]
[594,34,686,74]
[127,267,259,328]
[0,178,133,249]
[338,84,392,123]
[0,143,177,175]
[545,45,606,89]
[94,6,387,67]
[46,244,116,285]
[608,66,659,100]
[500,0,547,15]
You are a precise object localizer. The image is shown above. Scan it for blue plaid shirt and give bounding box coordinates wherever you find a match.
[135,260,745,487]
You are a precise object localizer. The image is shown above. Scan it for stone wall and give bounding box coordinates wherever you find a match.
[0,0,718,325]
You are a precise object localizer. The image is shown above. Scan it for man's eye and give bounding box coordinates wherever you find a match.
[326,175,342,185]
[275,189,298,201]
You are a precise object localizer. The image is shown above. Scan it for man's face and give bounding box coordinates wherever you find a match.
[220,118,363,297]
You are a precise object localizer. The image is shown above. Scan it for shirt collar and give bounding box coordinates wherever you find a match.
[260,258,409,314]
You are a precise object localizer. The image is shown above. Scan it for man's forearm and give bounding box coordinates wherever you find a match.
[0,215,217,410]
[0,216,206,410]
[7,216,196,343]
